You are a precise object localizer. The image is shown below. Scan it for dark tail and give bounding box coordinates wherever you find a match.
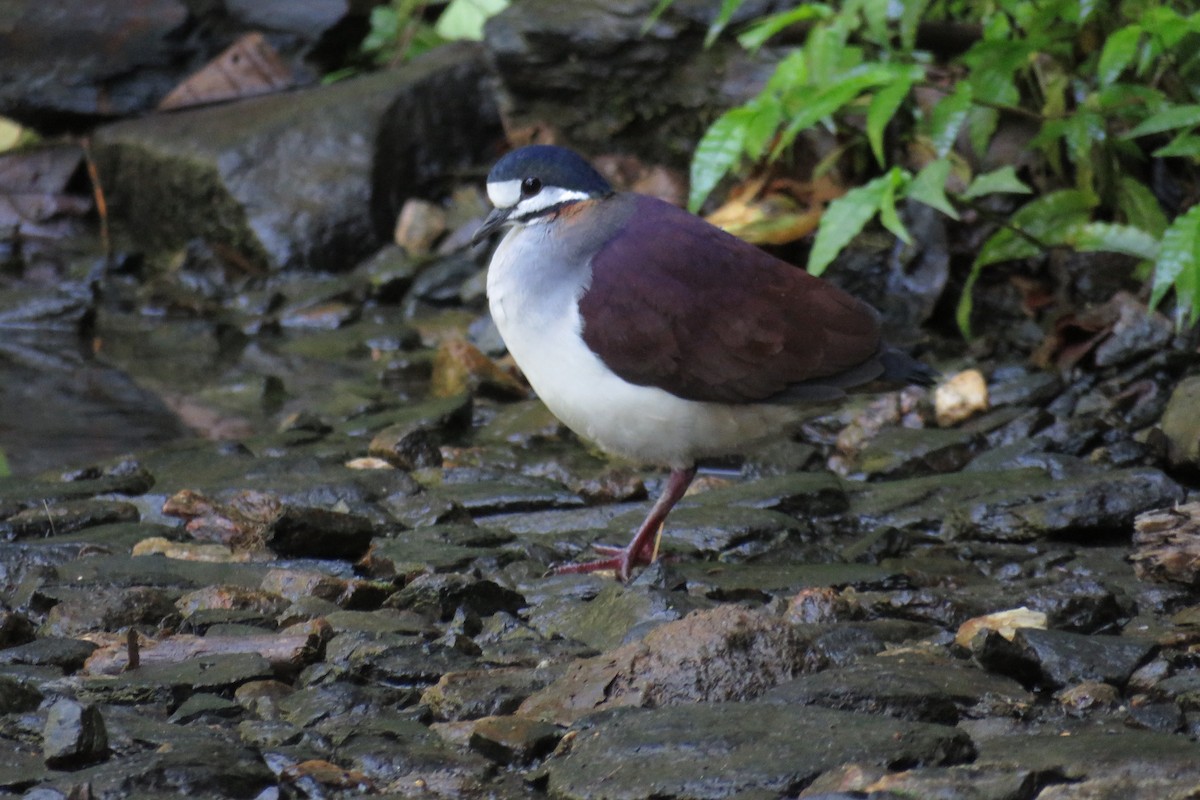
[879,347,938,388]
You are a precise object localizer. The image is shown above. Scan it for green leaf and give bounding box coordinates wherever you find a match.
[1012,189,1098,240]
[1151,202,1200,326]
[688,108,753,212]
[898,0,930,50]
[973,189,1095,268]
[927,82,973,158]
[434,0,508,40]
[907,158,959,219]
[866,76,915,166]
[1153,133,1200,158]
[878,168,912,244]
[771,66,899,159]
[737,5,831,50]
[1064,222,1160,260]
[742,99,784,160]
[1123,104,1200,139]
[807,173,893,275]
[1097,25,1142,86]
[0,448,8,478]
[704,0,746,47]
[956,267,980,338]
[960,166,1032,199]
[1117,177,1169,237]
[642,0,675,34]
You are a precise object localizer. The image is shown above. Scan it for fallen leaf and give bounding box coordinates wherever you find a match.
[158,32,294,110]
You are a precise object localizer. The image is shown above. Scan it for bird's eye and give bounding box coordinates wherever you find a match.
[520,177,542,197]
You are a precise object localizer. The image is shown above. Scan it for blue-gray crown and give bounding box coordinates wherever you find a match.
[487,145,613,196]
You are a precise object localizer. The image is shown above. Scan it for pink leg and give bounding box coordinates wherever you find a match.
[553,466,698,581]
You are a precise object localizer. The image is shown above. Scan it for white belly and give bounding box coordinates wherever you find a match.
[486,233,795,467]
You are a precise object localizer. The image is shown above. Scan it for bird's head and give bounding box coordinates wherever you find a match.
[471,145,613,246]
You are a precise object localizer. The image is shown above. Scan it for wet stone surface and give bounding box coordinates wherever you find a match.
[3,9,1200,800]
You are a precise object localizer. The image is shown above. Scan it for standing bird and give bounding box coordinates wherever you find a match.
[473,145,934,580]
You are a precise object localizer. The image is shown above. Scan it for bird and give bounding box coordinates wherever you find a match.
[472,144,935,581]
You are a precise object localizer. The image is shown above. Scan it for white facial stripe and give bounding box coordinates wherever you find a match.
[487,179,522,209]
[511,187,591,220]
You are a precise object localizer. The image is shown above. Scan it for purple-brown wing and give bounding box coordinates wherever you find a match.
[578,194,884,404]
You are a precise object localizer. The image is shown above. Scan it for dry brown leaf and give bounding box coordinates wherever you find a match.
[158,32,294,110]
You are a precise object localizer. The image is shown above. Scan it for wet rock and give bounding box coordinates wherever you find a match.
[1130,502,1200,587]
[822,764,1038,800]
[0,637,98,673]
[369,425,444,470]
[678,562,896,605]
[332,715,493,789]
[95,44,498,272]
[849,464,1183,544]
[169,692,244,723]
[427,472,586,516]
[1037,775,1200,799]
[0,674,42,713]
[0,609,35,648]
[988,367,1065,410]
[342,391,473,440]
[423,664,565,721]
[0,0,190,126]
[41,699,108,768]
[976,628,1155,690]
[0,498,140,540]
[851,427,982,479]
[431,338,527,399]
[546,703,973,800]
[527,583,709,652]
[262,505,379,560]
[762,653,1033,723]
[971,728,1200,782]
[39,586,177,638]
[469,715,561,765]
[520,605,811,725]
[79,652,273,705]
[616,503,801,559]
[1160,375,1200,468]
[484,0,779,168]
[234,678,295,721]
[385,572,526,621]
[50,737,275,798]
[362,524,511,576]
[1151,670,1200,710]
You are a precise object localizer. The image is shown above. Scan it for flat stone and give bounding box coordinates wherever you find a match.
[422,665,564,721]
[972,729,1200,781]
[845,466,1183,543]
[527,583,709,652]
[682,472,848,516]
[385,572,526,620]
[520,606,812,725]
[168,692,243,723]
[0,674,42,713]
[545,703,973,800]
[93,44,499,271]
[852,427,982,478]
[762,653,1034,723]
[0,637,97,672]
[469,715,561,764]
[977,628,1156,690]
[78,652,273,705]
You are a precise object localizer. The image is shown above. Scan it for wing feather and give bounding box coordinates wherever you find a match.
[578,194,884,404]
